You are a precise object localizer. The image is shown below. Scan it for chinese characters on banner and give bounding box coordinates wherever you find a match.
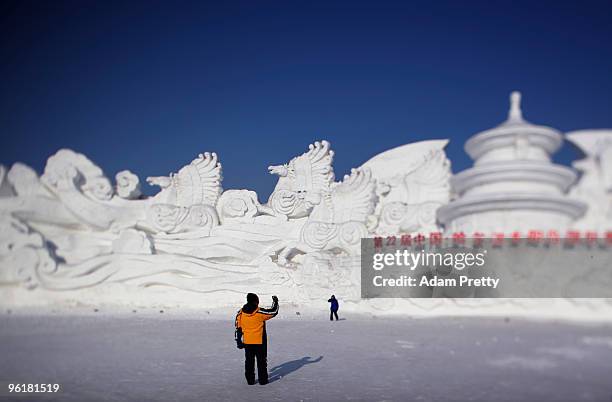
[373,230,612,249]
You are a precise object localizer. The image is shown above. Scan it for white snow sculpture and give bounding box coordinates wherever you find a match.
[566,130,612,231]
[112,228,153,254]
[0,138,452,305]
[2,150,122,231]
[276,167,377,266]
[43,149,114,202]
[437,92,586,234]
[361,140,451,235]
[147,152,222,236]
[115,170,141,199]
[0,165,15,197]
[267,140,334,219]
[0,214,56,289]
[262,140,379,266]
[145,203,219,235]
[1,94,610,317]
[147,152,222,207]
[216,190,273,224]
[145,152,222,234]
[7,163,43,197]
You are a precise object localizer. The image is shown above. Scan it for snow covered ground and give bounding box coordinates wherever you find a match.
[1,312,612,401]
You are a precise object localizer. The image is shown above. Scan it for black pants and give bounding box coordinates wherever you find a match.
[330,310,339,321]
[244,344,268,384]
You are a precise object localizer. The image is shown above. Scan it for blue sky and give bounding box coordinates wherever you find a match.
[1,0,611,197]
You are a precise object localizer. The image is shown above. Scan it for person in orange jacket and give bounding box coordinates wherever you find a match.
[234,293,279,385]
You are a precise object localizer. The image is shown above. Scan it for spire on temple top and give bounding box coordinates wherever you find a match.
[508,91,523,122]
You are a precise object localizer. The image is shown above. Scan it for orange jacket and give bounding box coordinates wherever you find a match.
[235,300,279,345]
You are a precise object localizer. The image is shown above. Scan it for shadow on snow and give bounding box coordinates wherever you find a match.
[269,356,324,382]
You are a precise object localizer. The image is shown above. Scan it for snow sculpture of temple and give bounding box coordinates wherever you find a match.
[437,92,587,234]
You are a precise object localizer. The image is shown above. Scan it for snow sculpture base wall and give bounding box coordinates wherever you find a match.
[4,284,612,323]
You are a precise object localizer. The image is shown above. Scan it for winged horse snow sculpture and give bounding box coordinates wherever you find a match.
[145,152,222,234]
[268,141,378,265]
[267,141,335,219]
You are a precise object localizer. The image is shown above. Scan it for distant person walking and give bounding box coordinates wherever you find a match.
[328,295,339,321]
[235,293,279,385]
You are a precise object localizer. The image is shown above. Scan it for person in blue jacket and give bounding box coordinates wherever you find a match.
[328,295,339,321]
